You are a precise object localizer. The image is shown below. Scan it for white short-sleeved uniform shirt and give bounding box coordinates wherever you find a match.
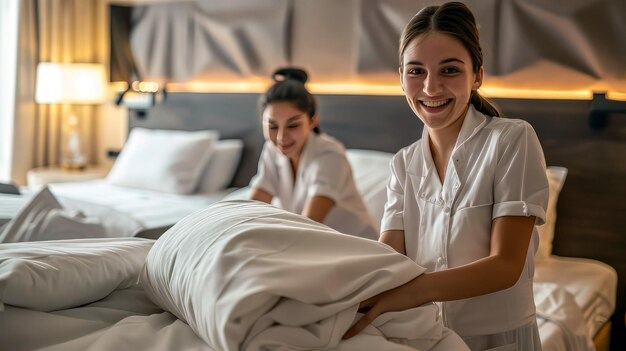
[381,106,549,337]
[251,133,378,240]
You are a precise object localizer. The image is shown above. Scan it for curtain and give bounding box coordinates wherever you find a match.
[0,0,20,183]
[6,0,106,185]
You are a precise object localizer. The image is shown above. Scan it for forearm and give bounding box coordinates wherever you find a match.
[379,230,406,255]
[250,188,273,204]
[406,215,535,305]
[410,254,526,305]
[302,195,335,223]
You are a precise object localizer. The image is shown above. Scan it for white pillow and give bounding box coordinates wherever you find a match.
[0,187,106,243]
[0,237,153,312]
[535,166,568,262]
[107,128,219,194]
[346,149,393,231]
[196,139,244,193]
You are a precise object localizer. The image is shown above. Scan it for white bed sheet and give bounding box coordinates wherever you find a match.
[534,255,617,351]
[0,285,468,351]
[0,285,215,351]
[0,194,29,227]
[46,180,232,230]
[0,225,470,351]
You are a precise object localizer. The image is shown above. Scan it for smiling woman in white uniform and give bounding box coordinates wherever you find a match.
[249,68,378,240]
[344,3,549,350]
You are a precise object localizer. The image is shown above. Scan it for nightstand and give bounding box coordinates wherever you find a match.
[27,166,110,188]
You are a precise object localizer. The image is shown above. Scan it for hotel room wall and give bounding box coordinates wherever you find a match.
[110,0,626,93]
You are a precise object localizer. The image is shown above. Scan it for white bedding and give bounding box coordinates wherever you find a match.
[0,285,212,351]
[534,255,617,351]
[0,204,470,351]
[0,193,28,227]
[1,181,231,241]
[48,180,231,230]
[140,200,467,350]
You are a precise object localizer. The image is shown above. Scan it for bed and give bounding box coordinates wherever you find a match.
[0,129,245,240]
[0,92,623,350]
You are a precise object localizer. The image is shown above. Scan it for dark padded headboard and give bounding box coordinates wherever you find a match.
[130,92,626,347]
[128,92,425,187]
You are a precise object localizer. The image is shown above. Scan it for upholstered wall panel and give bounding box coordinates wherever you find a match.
[127,0,290,82]
[355,0,498,83]
[111,0,626,92]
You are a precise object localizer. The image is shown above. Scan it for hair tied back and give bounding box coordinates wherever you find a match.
[272,67,308,84]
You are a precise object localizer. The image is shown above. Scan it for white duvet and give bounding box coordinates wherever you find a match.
[140,200,468,351]
[534,282,595,351]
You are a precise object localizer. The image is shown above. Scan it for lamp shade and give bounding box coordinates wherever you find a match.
[35,62,107,104]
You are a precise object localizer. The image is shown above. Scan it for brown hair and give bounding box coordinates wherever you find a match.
[258,67,320,133]
[399,2,502,117]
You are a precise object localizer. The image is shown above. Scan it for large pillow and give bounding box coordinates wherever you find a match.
[107,128,219,194]
[346,149,393,232]
[535,166,568,262]
[196,139,244,193]
[0,237,153,312]
[0,187,107,243]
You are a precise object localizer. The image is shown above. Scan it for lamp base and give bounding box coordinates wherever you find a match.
[61,163,87,171]
[62,128,87,171]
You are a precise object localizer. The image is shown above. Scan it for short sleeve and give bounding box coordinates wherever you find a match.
[304,152,348,202]
[492,121,549,224]
[250,143,277,196]
[380,150,407,232]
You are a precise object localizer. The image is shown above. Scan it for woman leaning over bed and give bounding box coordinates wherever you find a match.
[344,2,549,350]
[249,67,378,240]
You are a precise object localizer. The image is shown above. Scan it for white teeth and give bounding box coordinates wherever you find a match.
[422,100,449,107]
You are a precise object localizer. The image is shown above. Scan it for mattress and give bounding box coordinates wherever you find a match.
[534,255,617,350]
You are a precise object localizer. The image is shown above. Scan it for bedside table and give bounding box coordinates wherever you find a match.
[27,166,110,188]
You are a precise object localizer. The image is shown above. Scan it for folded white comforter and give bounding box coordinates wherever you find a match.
[140,200,468,350]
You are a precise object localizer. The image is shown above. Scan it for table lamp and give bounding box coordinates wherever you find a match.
[35,62,107,170]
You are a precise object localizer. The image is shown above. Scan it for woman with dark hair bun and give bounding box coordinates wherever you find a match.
[249,67,377,240]
[344,3,548,350]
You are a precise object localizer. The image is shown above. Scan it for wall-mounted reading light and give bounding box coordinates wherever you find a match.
[589,92,626,130]
[115,81,167,111]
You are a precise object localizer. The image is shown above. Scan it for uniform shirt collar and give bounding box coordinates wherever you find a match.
[454,104,488,151]
[413,104,488,175]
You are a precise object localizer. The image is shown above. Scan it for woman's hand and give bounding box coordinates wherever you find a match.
[343,277,424,339]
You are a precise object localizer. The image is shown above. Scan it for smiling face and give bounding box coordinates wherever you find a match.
[400,31,483,133]
[262,101,318,162]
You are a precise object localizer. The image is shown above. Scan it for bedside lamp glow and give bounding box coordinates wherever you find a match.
[35,62,106,169]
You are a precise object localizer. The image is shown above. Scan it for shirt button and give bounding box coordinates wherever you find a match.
[444,206,450,213]
[437,257,444,265]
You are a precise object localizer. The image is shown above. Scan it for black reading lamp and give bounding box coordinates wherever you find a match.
[114,81,167,116]
[589,92,626,130]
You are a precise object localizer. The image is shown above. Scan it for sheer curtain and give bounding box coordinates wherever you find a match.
[0,0,106,186]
